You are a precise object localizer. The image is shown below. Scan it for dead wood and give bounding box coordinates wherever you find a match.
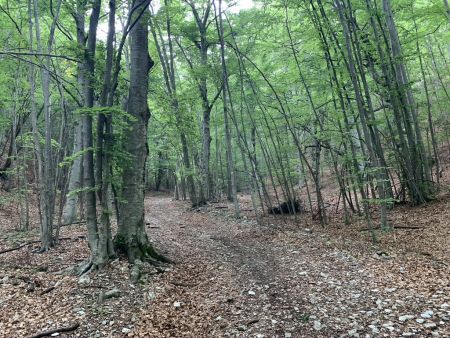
[0,240,40,254]
[246,318,259,325]
[170,280,196,287]
[0,236,85,255]
[40,285,55,295]
[40,279,64,295]
[359,225,424,231]
[27,322,79,338]
[58,220,86,227]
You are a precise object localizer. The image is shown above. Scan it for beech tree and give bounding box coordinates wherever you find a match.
[114,0,161,262]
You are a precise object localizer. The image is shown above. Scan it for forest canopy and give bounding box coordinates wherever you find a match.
[0,0,448,252]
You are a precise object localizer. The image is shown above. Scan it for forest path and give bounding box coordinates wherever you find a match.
[136,195,449,337]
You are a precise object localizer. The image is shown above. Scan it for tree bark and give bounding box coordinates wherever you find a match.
[115,0,161,263]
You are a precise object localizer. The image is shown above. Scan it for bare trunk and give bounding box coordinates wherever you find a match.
[62,121,82,224]
[115,0,161,263]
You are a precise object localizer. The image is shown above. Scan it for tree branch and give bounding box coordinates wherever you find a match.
[0,50,78,62]
[27,323,79,338]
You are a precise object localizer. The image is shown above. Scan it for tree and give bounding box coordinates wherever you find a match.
[115,0,162,263]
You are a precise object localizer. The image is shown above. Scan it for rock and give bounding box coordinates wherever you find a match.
[399,315,414,322]
[423,323,437,329]
[421,310,434,319]
[368,325,379,333]
[72,307,83,313]
[313,320,322,331]
[382,321,394,331]
[121,328,131,334]
[376,299,383,309]
[130,265,141,283]
[173,301,181,308]
[285,333,292,338]
[248,290,256,295]
[237,325,247,331]
[78,275,90,286]
[147,291,155,300]
[348,328,359,337]
[416,318,425,324]
[256,334,264,338]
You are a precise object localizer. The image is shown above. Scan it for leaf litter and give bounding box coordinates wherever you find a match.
[0,189,448,337]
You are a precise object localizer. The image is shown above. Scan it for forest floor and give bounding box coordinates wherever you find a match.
[0,190,449,337]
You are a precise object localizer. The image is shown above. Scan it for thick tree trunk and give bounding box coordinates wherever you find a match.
[115,0,161,263]
[73,0,114,270]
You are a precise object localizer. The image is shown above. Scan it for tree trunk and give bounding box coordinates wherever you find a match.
[32,0,62,251]
[215,0,240,217]
[115,0,161,263]
[74,0,114,270]
[62,121,82,224]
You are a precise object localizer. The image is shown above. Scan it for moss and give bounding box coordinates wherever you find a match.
[142,243,170,263]
[113,233,128,255]
[114,233,169,263]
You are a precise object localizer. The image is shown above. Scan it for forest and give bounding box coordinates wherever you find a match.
[0,0,449,337]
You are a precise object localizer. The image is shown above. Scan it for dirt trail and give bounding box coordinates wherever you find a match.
[136,195,450,337]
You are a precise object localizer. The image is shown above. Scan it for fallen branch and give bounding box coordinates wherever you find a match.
[170,280,196,287]
[40,279,64,295]
[0,240,40,254]
[359,225,423,231]
[27,322,79,338]
[40,285,55,295]
[53,219,86,229]
[0,236,85,255]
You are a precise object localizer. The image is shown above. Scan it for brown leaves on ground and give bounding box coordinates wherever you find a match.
[0,189,449,337]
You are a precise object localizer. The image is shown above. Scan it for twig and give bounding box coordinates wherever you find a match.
[27,322,79,338]
[40,279,64,295]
